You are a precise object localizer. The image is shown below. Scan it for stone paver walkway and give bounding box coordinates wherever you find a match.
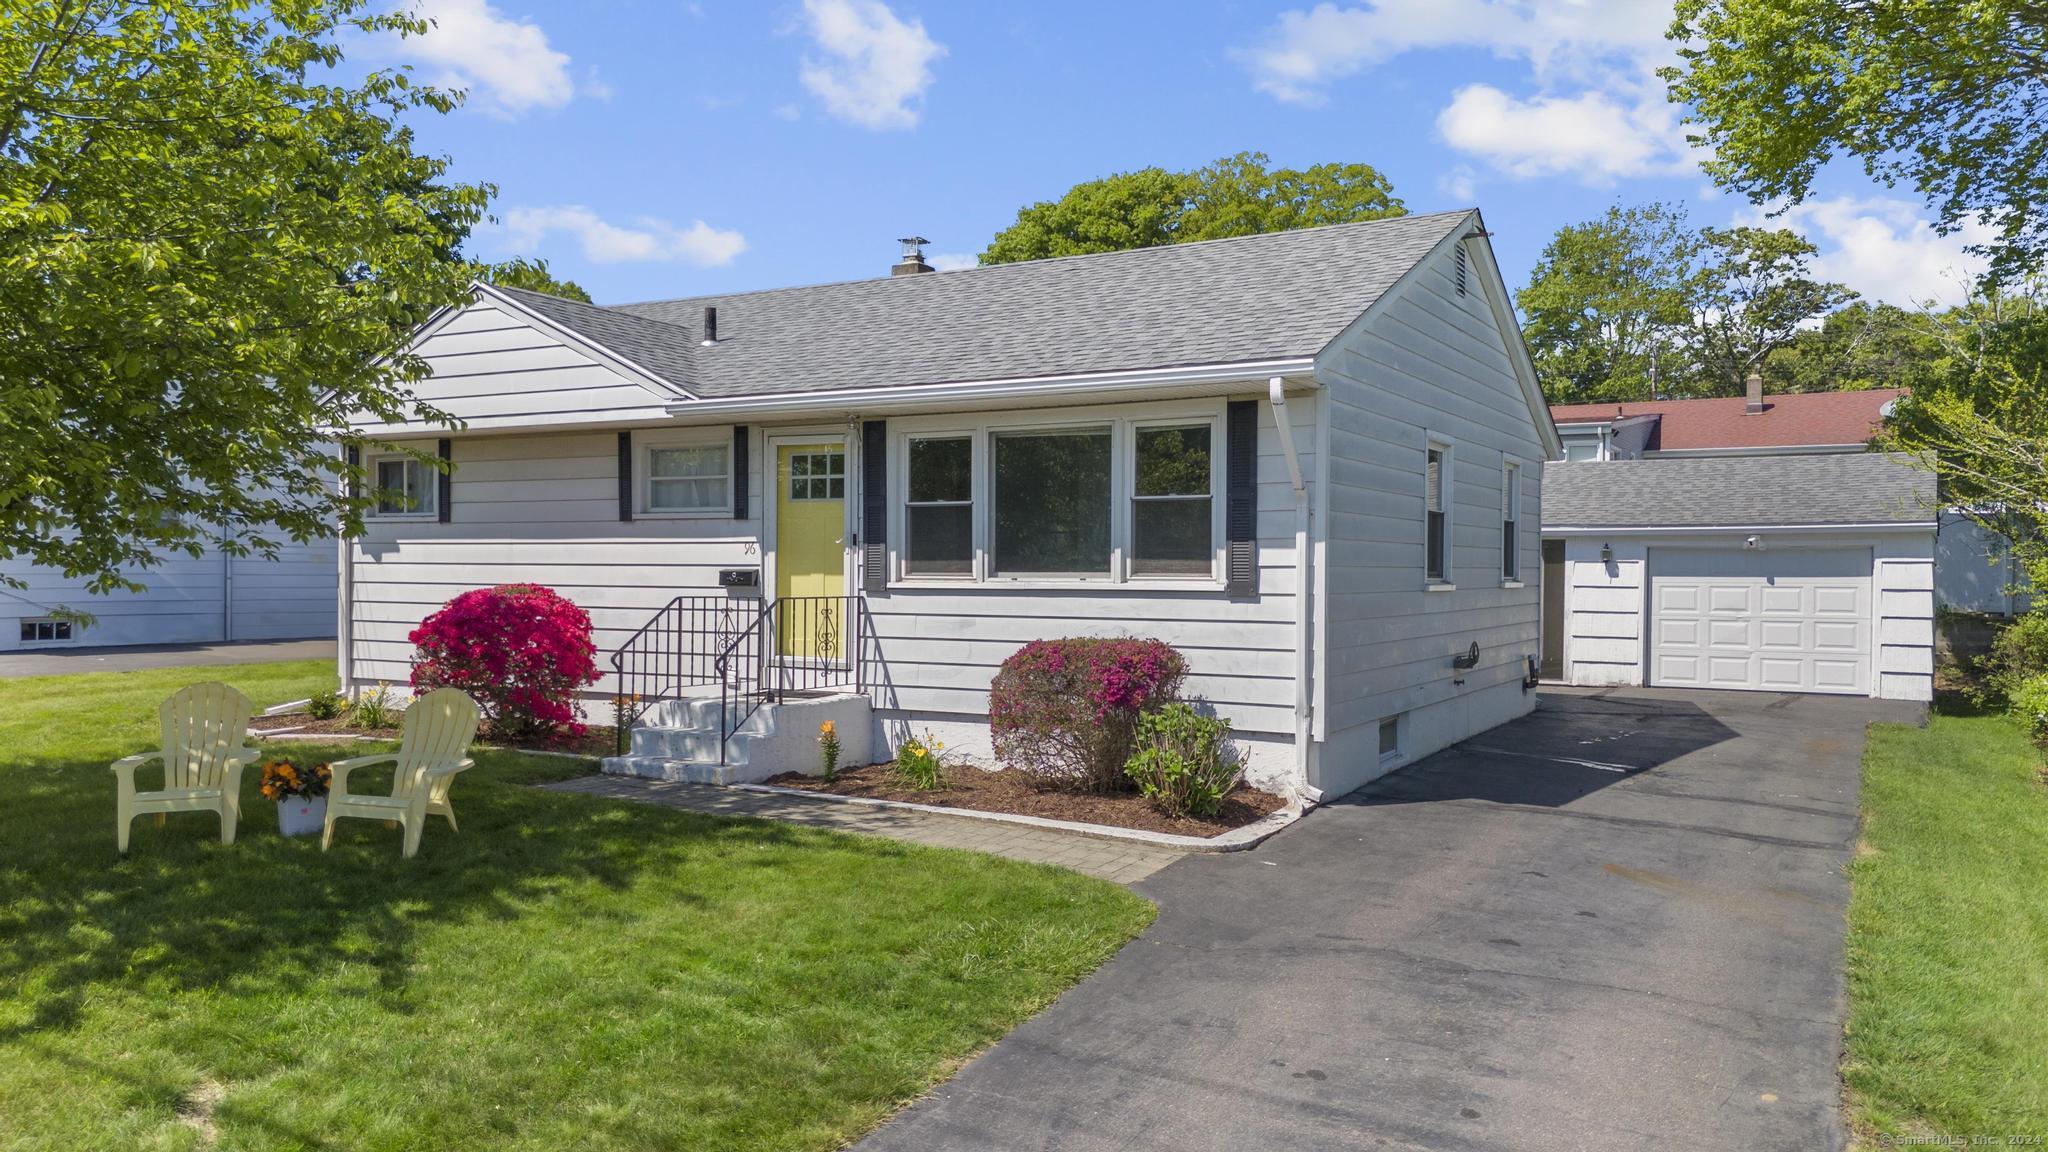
[546,775,1186,883]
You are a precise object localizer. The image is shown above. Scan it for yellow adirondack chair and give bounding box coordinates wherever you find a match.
[322,687,479,858]
[112,682,261,853]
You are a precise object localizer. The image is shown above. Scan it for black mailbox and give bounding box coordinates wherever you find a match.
[719,568,761,588]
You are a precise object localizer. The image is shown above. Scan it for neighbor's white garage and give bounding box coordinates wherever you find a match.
[1540,454,1937,703]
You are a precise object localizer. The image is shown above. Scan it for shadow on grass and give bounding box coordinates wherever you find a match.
[0,743,822,1044]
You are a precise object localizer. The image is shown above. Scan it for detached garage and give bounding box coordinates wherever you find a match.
[1541,453,1936,702]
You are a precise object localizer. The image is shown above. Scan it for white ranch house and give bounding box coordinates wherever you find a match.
[342,213,1561,799]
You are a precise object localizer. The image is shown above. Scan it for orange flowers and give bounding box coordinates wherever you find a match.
[259,759,332,801]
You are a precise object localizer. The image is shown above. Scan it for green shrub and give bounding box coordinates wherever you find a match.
[1123,703,1243,818]
[307,688,346,721]
[1979,611,2048,707]
[351,682,398,730]
[894,729,947,790]
[2010,674,2048,745]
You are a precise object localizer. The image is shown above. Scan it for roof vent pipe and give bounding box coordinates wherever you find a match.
[892,236,933,276]
[702,306,718,347]
[1745,371,1765,414]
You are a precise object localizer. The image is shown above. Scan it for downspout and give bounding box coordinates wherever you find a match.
[220,528,234,643]
[1269,377,1314,797]
[337,447,354,695]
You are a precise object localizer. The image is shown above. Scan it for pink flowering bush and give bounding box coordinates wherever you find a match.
[989,637,1189,792]
[409,584,600,743]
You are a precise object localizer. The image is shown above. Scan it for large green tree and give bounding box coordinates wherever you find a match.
[1688,225,1859,394]
[982,151,1405,264]
[1515,202,1700,404]
[1,0,488,592]
[481,256,591,303]
[1516,204,1857,403]
[1762,302,1947,394]
[1668,0,2048,282]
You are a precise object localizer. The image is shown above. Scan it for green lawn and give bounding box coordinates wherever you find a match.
[0,660,1154,1150]
[1845,710,2048,1144]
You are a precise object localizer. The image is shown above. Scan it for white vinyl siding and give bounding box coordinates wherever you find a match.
[2,535,337,649]
[1314,237,1547,794]
[352,300,678,433]
[344,405,1306,738]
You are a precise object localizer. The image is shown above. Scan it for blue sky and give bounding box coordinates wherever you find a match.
[371,0,1993,311]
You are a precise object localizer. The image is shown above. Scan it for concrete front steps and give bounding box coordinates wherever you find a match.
[600,692,873,785]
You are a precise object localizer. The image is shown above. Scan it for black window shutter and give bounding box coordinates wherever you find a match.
[1225,400,1258,596]
[732,425,749,520]
[436,438,452,524]
[617,431,633,522]
[862,420,886,592]
[345,445,360,501]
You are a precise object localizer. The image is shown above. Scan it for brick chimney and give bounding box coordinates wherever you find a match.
[1745,372,1765,415]
[892,236,933,276]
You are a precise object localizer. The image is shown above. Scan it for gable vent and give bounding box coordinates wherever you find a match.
[1454,247,1468,297]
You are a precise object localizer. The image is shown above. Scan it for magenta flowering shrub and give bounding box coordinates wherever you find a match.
[989,637,1189,791]
[409,584,600,743]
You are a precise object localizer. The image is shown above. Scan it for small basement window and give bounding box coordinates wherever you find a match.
[1379,715,1401,759]
[20,618,73,644]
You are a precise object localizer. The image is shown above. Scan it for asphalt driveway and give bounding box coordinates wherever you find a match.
[858,686,1923,1152]
[0,638,333,678]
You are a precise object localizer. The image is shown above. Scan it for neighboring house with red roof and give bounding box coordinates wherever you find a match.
[1549,386,1902,460]
[1536,376,2025,705]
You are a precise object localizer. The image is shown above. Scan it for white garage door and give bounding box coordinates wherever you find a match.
[1649,547,1872,695]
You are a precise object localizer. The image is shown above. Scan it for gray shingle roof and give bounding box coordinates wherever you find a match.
[494,211,1472,401]
[1543,453,1936,529]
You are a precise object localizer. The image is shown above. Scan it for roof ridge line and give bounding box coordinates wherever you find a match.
[603,209,1474,312]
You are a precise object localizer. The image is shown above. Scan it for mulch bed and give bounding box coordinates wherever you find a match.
[250,713,616,758]
[761,762,1287,837]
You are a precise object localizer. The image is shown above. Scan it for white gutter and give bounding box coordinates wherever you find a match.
[1544,521,1937,535]
[1269,376,1314,793]
[661,358,1317,420]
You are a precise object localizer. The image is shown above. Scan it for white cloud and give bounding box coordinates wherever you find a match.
[1736,197,1992,308]
[496,206,748,267]
[1436,83,1691,183]
[1235,0,1671,106]
[1436,165,1478,204]
[391,0,579,116]
[925,251,978,272]
[1235,1,1696,188]
[797,0,945,130]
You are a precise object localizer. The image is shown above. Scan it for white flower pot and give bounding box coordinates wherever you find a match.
[277,796,327,838]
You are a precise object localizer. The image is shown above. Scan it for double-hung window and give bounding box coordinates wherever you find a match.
[1131,424,1214,576]
[992,427,1113,577]
[371,455,435,518]
[1425,443,1450,584]
[645,441,730,514]
[1501,461,1521,581]
[905,435,973,575]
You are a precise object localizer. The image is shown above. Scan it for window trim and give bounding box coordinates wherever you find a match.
[18,617,76,645]
[638,432,736,519]
[1378,714,1403,763]
[1501,457,1522,583]
[1424,437,1453,587]
[365,452,438,520]
[900,430,979,580]
[886,400,1231,590]
[1124,416,1225,582]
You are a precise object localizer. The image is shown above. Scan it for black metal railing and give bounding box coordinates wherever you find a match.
[611,594,867,762]
[611,595,767,754]
[717,594,867,759]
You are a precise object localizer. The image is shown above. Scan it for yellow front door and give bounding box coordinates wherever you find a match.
[774,442,847,660]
